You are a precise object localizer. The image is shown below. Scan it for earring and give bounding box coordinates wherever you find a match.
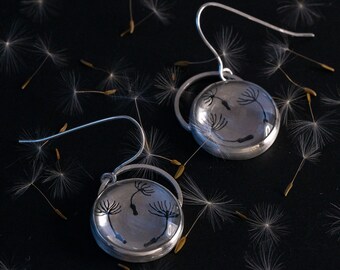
[174,2,314,160]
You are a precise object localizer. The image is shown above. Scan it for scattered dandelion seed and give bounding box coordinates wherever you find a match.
[263,45,290,77]
[181,176,236,231]
[289,114,336,148]
[170,159,181,166]
[284,136,320,196]
[174,165,185,180]
[22,37,67,89]
[125,127,173,169]
[245,203,288,246]
[18,129,52,163]
[10,162,67,219]
[321,87,340,106]
[174,235,187,253]
[245,245,283,270]
[154,66,181,105]
[175,177,235,253]
[174,27,245,72]
[174,60,191,67]
[274,85,305,126]
[118,263,130,270]
[59,123,68,133]
[55,148,60,160]
[277,0,326,27]
[214,27,245,72]
[121,0,173,36]
[44,160,86,199]
[266,35,334,72]
[0,20,30,74]
[80,58,129,90]
[326,203,340,240]
[20,0,61,22]
[58,71,83,115]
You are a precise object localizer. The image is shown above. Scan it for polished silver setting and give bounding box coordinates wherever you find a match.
[91,164,184,263]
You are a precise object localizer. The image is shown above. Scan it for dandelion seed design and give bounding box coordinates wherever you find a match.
[144,201,179,247]
[130,181,155,215]
[205,113,254,143]
[95,200,127,244]
[202,86,231,110]
[238,87,268,123]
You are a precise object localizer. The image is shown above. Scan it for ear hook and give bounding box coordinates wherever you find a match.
[19,115,146,175]
[196,2,315,81]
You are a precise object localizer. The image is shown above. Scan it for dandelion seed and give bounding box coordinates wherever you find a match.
[175,177,235,252]
[237,204,288,246]
[119,73,154,126]
[44,159,86,199]
[0,255,25,270]
[124,127,173,170]
[121,0,173,36]
[277,0,326,28]
[20,0,61,22]
[10,162,67,220]
[264,45,319,122]
[326,203,340,240]
[274,85,305,126]
[21,37,67,89]
[321,87,340,106]
[175,27,245,72]
[118,263,130,270]
[215,27,245,72]
[284,136,320,196]
[80,58,130,90]
[245,245,283,270]
[128,0,135,34]
[289,114,336,148]
[266,35,334,72]
[58,71,83,115]
[0,20,31,75]
[263,45,291,77]
[18,129,51,164]
[154,66,181,105]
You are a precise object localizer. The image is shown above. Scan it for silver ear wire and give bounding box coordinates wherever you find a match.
[19,115,146,174]
[196,2,315,81]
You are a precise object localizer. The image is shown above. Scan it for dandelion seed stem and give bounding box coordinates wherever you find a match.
[175,53,231,67]
[284,158,305,197]
[307,94,316,122]
[278,67,303,89]
[41,140,49,148]
[80,59,108,74]
[22,56,49,89]
[235,210,249,221]
[185,205,208,237]
[288,49,335,72]
[129,0,135,33]
[150,154,173,162]
[183,139,208,166]
[76,89,113,95]
[134,98,152,153]
[31,183,67,220]
[120,13,154,37]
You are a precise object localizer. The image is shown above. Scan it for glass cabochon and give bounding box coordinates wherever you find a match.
[190,80,280,159]
[91,178,183,261]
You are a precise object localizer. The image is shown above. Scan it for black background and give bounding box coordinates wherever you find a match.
[0,0,339,269]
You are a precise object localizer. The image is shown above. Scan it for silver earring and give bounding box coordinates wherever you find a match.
[174,2,314,160]
[20,116,184,262]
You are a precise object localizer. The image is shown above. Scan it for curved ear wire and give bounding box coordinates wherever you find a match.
[19,115,146,174]
[196,2,315,81]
